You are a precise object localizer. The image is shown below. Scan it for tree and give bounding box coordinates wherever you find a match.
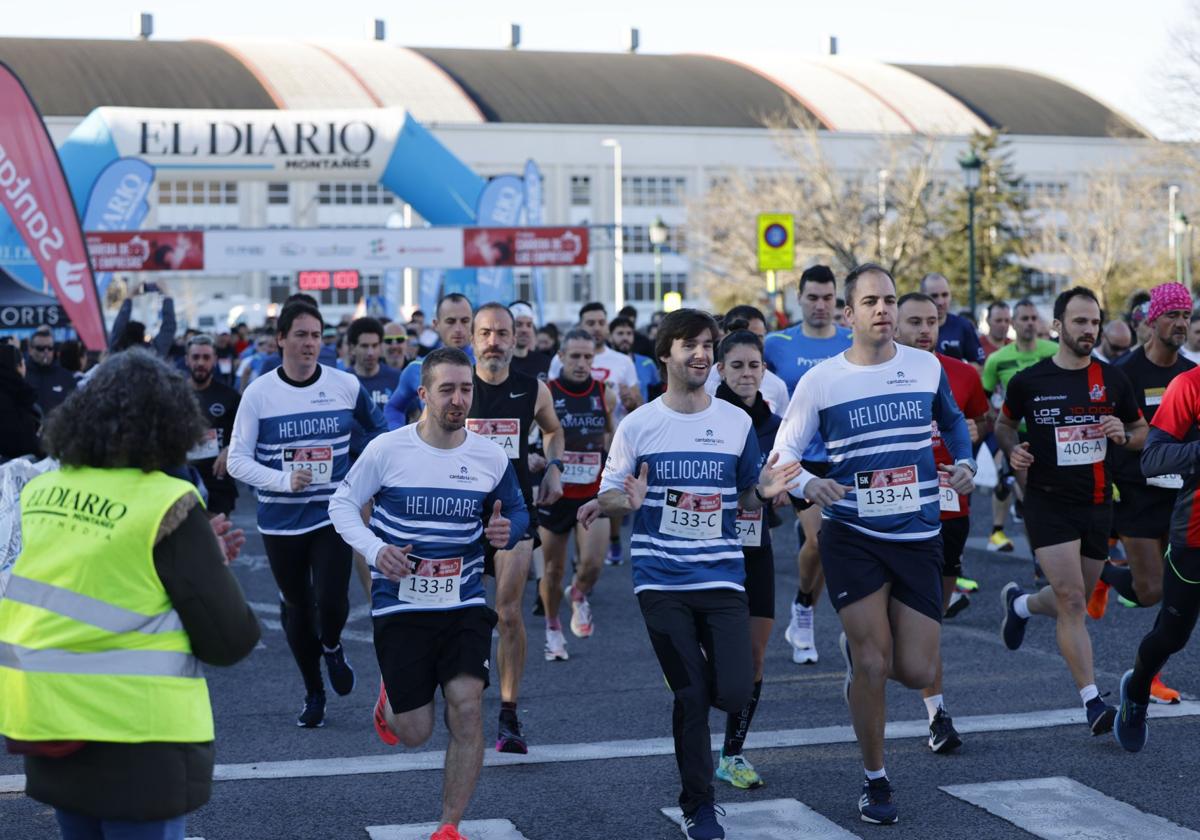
[686,105,949,313]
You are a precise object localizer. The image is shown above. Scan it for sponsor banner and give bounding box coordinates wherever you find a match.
[523,159,547,321]
[0,63,105,349]
[463,227,588,268]
[474,175,525,303]
[0,268,67,328]
[204,228,463,272]
[86,230,204,272]
[83,157,155,299]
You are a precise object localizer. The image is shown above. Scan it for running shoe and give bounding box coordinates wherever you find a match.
[544,627,569,661]
[297,690,326,728]
[838,631,853,706]
[1000,582,1028,651]
[988,530,1014,552]
[715,750,764,789]
[373,680,398,746]
[532,591,546,617]
[1150,673,1181,705]
[1086,696,1117,736]
[680,801,726,839]
[1086,579,1110,620]
[859,776,898,825]
[1012,498,1024,523]
[430,824,469,840]
[1115,669,1149,752]
[928,707,962,754]
[605,542,624,566]
[323,643,356,696]
[944,591,970,619]
[496,714,528,754]
[955,576,979,593]
[785,602,818,664]
[566,587,594,638]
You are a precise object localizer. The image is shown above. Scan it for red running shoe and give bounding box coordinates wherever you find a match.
[374,680,399,746]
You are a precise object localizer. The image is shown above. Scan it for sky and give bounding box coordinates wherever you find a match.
[4,0,1194,138]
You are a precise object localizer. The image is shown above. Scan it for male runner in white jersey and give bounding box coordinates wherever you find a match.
[329,347,528,840]
[468,303,564,753]
[773,264,975,824]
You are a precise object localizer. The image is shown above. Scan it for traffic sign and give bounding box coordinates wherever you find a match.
[757,213,794,272]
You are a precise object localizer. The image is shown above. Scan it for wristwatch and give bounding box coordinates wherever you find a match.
[954,458,978,476]
[753,485,768,503]
[546,459,565,474]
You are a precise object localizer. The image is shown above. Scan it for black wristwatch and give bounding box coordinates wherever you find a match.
[753,485,768,503]
[546,459,565,474]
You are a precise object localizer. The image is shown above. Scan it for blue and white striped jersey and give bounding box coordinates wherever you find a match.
[772,343,970,541]
[599,398,760,593]
[227,365,386,535]
[328,425,529,616]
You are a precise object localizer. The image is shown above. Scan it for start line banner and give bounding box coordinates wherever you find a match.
[85,226,589,272]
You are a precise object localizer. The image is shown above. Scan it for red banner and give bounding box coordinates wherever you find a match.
[463,226,588,267]
[86,230,205,272]
[0,63,106,349]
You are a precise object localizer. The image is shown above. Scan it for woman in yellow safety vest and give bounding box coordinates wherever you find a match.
[0,349,260,840]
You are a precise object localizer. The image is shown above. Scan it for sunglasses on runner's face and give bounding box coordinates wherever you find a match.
[383,336,406,345]
[30,343,54,352]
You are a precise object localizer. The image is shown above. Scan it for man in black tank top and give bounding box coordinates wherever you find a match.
[468,302,565,755]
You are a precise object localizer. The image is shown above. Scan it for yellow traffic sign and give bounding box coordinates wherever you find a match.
[662,291,683,312]
[757,213,794,272]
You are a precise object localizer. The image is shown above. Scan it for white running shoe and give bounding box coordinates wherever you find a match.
[566,587,594,638]
[785,602,818,664]
[544,628,569,661]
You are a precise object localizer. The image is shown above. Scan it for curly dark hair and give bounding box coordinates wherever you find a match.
[42,349,208,471]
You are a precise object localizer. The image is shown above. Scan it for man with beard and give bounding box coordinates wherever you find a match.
[997,287,1147,737]
[609,314,661,402]
[185,334,241,517]
[509,300,552,383]
[22,326,75,414]
[385,294,474,428]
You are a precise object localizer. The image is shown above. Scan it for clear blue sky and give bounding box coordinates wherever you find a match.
[6,0,1191,137]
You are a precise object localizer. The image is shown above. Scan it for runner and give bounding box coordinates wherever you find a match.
[184,334,241,517]
[979,301,1012,358]
[762,265,852,665]
[348,317,402,456]
[772,264,974,824]
[328,346,528,840]
[538,328,617,661]
[586,308,799,840]
[708,305,789,414]
[712,328,782,790]
[919,273,985,366]
[468,302,564,753]
[227,301,388,728]
[1094,319,1133,365]
[509,300,552,383]
[610,315,662,402]
[996,286,1147,737]
[894,292,990,753]
[1181,310,1200,364]
[981,299,1057,553]
[1094,283,1194,704]
[382,320,412,373]
[385,294,474,428]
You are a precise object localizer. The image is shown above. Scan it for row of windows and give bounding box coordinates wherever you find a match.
[567,271,688,304]
[570,175,688,207]
[1021,180,1070,199]
[157,181,237,206]
[622,224,685,255]
[316,183,397,206]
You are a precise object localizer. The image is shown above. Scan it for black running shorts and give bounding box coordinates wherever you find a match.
[743,545,775,619]
[791,460,831,512]
[374,606,497,714]
[537,496,593,536]
[818,519,944,623]
[1023,486,1111,559]
[940,517,970,580]
[1114,482,1175,540]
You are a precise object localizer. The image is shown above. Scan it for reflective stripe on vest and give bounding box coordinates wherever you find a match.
[0,641,201,678]
[3,575,185,635]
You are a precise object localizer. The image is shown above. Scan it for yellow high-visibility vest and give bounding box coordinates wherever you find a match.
[0,467,213,743]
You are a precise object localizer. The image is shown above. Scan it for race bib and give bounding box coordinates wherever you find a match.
[1147,473,1184,490]
[467,418,520,459]
[660,488,722,540]
[1145,387,1166,407]
[1055,424,1106,466]
[855,466,921,518]
[736,508,763,547]
[561,451,602,485]
[398,555,462,606]
[283,446,334,484]
[938,473,961,513]
[188,428,220,461]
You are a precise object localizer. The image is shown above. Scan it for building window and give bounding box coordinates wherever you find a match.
[570,175,591,207]
[571,271,592,303]
[514,270,534,303]
[623,272,688,303]
[621,224,685,255]
[317,182,396,206]
[157,180,237,206]
[622,176,686,207]
[267,183,290,205]
[268,274,292,305]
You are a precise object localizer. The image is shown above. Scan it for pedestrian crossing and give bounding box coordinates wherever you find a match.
[660,799,860,839]
[366,820,527,839]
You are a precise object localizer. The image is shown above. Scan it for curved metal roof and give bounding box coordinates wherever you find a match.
[0,38,1150,139]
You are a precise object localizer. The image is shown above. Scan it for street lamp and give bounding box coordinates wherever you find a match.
[649,216,668,307]
[601,138,623,311]
[959,151,982,319]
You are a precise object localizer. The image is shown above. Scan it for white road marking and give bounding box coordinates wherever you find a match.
[4,702,1192,793]
[942,776,1200,839]
[367,820,528,839]
[661,798,861,839]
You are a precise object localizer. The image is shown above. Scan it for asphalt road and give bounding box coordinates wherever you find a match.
[4,490,1200,839]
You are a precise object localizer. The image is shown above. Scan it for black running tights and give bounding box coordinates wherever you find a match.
[262,525,352,693]
[1130,545,1200,704]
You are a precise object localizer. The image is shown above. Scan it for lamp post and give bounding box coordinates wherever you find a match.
[601,138,624,311]
[649,216,668,307]
[959,151,982,319]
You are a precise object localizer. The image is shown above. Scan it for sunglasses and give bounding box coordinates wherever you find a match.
[30,344,54,352]
[383,336,407,345]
